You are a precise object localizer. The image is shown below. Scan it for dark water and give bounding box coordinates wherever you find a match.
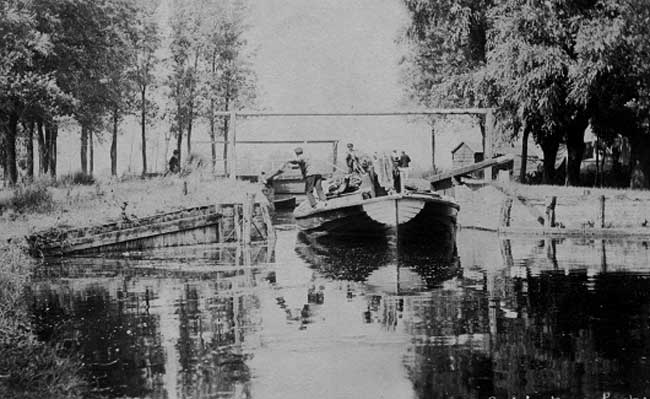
[27,215,650,399]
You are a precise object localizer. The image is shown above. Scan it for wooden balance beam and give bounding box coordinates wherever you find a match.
[430,154,515,191]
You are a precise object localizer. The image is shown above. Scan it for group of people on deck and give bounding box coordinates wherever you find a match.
[277,143,412,209]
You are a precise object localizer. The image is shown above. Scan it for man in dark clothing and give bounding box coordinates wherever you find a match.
[399,150,411,168]
[168,150,180,174]
[345,143,361,174]
[630,160,647,189]
[390,150,401,192]
[288,147,326,208]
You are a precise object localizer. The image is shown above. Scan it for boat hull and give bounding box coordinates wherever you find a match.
[294,193,459,242]
[273,196,297,210]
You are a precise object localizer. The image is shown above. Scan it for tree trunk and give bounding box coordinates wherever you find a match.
[111,109,118,176]
[141,88,147,175]
[566,133,585,186]
[222,95,230,176]
[26,120,34,181]
[80,125,88,174]
[187,101,193,156]
[89,128,94,176]
[210,52,217,171]
[519,125,529,183]
[430,122,436,172]
[47,123,57,178]
[541,139,560,185]
[186,51,200,157]
[222,115,229,176]
[176,101,183,167]
[6,112,19,185]
[565,114,589,186]
[0,132,6,186]
[210,99,216,171]
[37,121,47,175]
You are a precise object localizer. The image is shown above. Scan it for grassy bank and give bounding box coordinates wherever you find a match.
[0,175,262,398]
[456,182,650,232]
[0,175,265,243]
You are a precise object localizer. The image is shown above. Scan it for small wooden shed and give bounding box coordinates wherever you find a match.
[451,141,484,179]
[452,141,484,168]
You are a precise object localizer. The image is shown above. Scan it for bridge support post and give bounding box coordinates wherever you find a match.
[484,109,496,180]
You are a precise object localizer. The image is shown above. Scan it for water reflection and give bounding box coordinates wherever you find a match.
[27,228,650,399]
[30,244,274,398]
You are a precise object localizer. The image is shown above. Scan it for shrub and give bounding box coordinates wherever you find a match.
[0,244,88,399]
[58,172,95,186]
[4,184,53,213]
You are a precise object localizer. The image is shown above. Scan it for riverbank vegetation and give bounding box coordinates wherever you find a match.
[0,243,89,399]
[0,175,262,396]
[0,175,264,243]
[402,0,650,187]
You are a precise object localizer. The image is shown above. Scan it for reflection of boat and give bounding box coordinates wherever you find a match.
[273,196,297,210]
[293,191,459,242]
[295,232,459,289]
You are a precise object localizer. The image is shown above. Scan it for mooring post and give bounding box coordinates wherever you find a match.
[500,197,514,228]
[599,195,606,228]
[545,196,557,227]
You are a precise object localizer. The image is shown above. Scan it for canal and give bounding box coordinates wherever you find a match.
[27,214,650,399]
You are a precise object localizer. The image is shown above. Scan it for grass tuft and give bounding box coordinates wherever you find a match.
[58,172,96,186]
[0,184,53,214]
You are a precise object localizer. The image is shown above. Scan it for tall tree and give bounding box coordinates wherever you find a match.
[132,0,161,176]
[401,0,650,186]
[570,0,650,182]
[198,0,256,173]
[0,0,68,184]
[167,0,195,167]
[401,0,493,108]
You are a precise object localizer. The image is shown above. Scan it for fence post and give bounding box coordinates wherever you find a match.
[500,197,514,228]
[599,195,606,228]
[545,196,557,227]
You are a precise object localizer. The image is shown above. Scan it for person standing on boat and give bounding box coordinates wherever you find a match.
[345,143,362,174]
[288,147,327,208]
[391,150,401,193]
[398,150,412,190]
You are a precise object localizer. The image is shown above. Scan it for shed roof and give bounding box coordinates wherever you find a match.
[451,141,483,154]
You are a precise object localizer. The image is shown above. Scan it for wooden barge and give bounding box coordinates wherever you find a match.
[27,201,274,257]
[293,191,459,243]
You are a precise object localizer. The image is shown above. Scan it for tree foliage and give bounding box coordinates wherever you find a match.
[402,0,650,186]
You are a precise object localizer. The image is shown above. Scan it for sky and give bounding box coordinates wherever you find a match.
[247,0,408,112]
[54,0,482,177]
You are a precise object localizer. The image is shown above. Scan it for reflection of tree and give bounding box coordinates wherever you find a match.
[177,285,201,398]
[400,265,650,399]
[175,269,261,398]
[29,243,274,399]
[30,285,164,398]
